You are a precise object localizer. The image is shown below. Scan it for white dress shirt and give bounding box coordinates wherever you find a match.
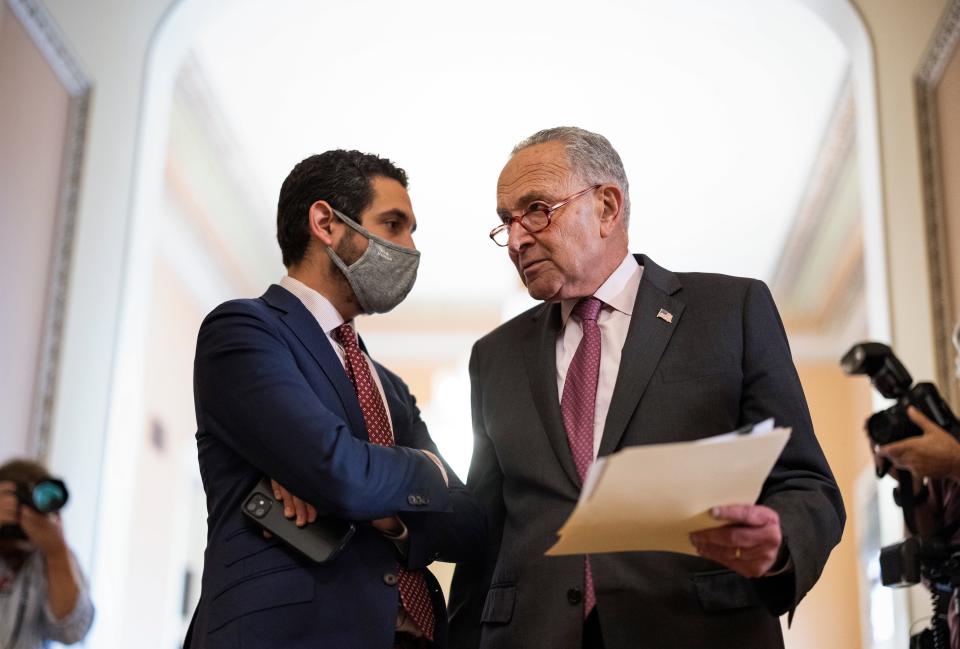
[556,253,643,459]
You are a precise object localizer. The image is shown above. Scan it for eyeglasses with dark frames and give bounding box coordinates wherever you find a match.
[489,184,602,247]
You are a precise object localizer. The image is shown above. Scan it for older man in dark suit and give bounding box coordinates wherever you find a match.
[448,127,844,649]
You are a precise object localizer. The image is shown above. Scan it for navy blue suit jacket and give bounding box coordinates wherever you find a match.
[186,285,485,649]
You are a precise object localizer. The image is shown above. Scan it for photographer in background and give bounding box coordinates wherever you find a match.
[0,459,93,649]
[872,324,960,649]
[876,324,960,483]
[878,406,960,482]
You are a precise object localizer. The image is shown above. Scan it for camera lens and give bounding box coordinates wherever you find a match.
[31,480,67,514]
[244,494,271,519]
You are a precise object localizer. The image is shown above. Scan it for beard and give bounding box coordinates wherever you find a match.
[328,228,365,310]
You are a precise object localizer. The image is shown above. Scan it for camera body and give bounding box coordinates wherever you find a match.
[0,478,69,539]
[842,341,960,648]
[879,536,960,587]
[867,382,955,446]
[841,342,959,447]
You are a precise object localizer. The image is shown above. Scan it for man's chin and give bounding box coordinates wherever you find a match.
[525,280,562,303]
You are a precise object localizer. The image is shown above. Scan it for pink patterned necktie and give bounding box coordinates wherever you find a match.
[560,296,603,619]
[333,323,435,641]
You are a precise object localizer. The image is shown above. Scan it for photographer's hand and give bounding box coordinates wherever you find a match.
[0,481,17,526]
[878,406,960,480]
[19,507,82,620]
[18,506,67,556]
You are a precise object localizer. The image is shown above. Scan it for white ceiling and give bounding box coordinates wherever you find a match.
[191,0,849,307]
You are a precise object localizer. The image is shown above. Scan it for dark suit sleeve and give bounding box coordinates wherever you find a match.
[738,280,846,617]
[194,301,450,520]
[447,343,507,649]
[380,370,487,570]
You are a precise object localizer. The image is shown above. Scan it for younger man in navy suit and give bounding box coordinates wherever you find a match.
[187,151,484,649]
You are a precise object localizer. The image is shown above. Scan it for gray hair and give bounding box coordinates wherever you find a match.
[511,126,631,225]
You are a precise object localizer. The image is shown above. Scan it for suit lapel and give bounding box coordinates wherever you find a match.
[261,285,368,442]
[522,302,582,488]
[373,364,411,445]
[598,255,685,457]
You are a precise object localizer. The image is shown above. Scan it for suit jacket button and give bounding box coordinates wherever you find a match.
[567,588,582,605]
[383,573,399,586]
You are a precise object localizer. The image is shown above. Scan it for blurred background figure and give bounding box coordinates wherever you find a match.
[0,459,94,649]
[864,325,960,648]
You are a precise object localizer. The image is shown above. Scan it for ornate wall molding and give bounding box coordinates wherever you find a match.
[915,0,960,408]
[6,0,91,459]
[770,73,861,345]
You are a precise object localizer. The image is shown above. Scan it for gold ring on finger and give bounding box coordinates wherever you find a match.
[734,547,741,560]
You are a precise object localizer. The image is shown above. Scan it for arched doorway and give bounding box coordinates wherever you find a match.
[73,1,895,647]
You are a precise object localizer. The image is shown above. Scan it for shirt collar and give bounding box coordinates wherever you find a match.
[560,253,643,325]
[278,275,349,335]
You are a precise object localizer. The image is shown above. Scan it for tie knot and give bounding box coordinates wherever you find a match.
[572,297,603,323]
[333,323,358,349]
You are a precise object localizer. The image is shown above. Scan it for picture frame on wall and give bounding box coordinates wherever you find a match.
[916,0,960,410]
[0,0,90,458]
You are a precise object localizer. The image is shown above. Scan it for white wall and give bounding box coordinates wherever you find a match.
[33,0,240,644]
[37,0,178,566]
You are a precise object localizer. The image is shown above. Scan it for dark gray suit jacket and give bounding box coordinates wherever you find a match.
[448,255,845,649]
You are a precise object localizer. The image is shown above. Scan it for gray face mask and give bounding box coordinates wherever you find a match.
[325,208,420,314]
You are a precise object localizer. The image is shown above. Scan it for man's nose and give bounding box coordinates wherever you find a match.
[400,231,416,251]
[507,221,533,254]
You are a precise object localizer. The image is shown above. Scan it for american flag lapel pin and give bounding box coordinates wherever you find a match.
[657,308,673,324]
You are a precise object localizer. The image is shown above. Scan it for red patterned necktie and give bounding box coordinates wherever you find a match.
[333,323,435,641]
[560,297,603,619]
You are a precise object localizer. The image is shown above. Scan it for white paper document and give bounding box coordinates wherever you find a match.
[546,422,791,557]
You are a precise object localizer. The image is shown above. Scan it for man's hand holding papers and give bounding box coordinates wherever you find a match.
[688,504,785,578]
[546,420,792,579]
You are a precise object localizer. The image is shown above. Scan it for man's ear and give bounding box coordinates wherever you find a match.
[308,200,336,246]
[597,184,625,237]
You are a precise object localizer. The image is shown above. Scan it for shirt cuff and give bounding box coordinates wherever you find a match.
[764,545,793,576]
[43,588,94,643]
[380,519,410,560]
[421,450,448,486]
